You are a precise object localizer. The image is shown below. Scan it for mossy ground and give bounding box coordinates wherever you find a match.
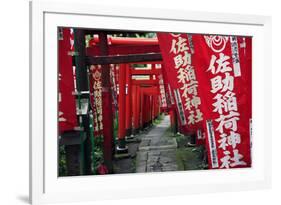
[165,128,208,171]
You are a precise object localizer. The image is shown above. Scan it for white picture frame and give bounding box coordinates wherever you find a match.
[29,0,272,204]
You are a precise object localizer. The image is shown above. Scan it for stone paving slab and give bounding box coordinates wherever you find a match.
[136,115,178,173]
[138,144,177,151]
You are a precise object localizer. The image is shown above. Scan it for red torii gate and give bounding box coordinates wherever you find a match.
[85,33,175,166]
[59,29,176,174]
[116,62,164,153]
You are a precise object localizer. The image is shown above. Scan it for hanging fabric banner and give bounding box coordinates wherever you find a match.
[157,33,204,134]
[110,64,118,118]
[89,65,103,136]
[58,28,77,133]
[160,63,174,108]
[191,34,252,169]
[157,69,168,109]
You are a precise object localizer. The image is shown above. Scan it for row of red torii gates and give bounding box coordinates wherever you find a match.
[61,29,179,175]
[117,63,163,137]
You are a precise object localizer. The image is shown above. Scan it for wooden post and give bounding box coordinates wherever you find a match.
[149,95,152,125]
[117,64,128,153]
[151,96,154,121]
[132,84,137,134]
[98,32,114,173]
[73,29,91,175]
[140,88,144,128]
[135,85,141,132]
[125,64,132,137]
[157,96,161,116]
[153,95,157,120]
[143,94,150,128]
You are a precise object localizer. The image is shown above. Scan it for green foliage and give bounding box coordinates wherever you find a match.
[152,113,164,125]
[58,135,105,176]
[92,135,104,173]
[58,145,67,176]
[175,145,208,171]
[163,125,208,170]
[132,64,146,68]
[173,132,187,146]
[112,32,156,38]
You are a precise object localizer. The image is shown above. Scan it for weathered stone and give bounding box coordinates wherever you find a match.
[135,116,178,173]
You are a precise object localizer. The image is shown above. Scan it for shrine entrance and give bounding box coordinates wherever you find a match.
[58,28,208,176]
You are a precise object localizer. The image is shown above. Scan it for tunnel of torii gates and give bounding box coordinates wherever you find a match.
[59,29,183,175]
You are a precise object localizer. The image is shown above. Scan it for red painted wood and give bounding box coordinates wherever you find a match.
[132,79,158,85]
[157,96,160,117]
[89,36,159,46]
[155,96,158,119]
[125,64,132,134]
[140,86,159,95]
[142,94,147,126]
[131,61,163,65]
[152,96,155,120]
[86,45,160,56]
[150,96,152,122]
[135,85,141,129]
[145,95,151,125]
[132,84,137,131]
[102,91,114,166]
[131,69,162,75]
[141,90,145,127]
[118,64,126,140]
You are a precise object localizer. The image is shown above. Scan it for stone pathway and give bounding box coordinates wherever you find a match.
[136,115,178,173]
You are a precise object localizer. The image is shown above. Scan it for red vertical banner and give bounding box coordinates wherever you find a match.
[192,34,252,169]
[161,63,175,109]
[157,33,204,134]
[110,64,118,119]
[89,65,103,136]
[157,64,168,110]
[58,28,77,133]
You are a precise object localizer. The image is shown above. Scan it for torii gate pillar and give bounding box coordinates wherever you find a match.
[116,64,128,154]
[98,32,114,172]
[125,64,133,138]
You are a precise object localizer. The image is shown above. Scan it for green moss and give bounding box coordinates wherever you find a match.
[175,146,208,171]
[152,113,165,125]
